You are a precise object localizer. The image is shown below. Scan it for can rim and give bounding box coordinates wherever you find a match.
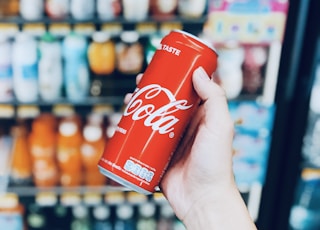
[172,29,218,55]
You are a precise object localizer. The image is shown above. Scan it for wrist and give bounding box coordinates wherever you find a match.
[182,183,256,230]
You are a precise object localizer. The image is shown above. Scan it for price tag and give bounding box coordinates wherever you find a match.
[23,23,46,37]
[136,22,157,35]
[0,105,15,118]
[49,23,71,37]
[52,104,75,117]
[160,22,183,35]
[36,192,58,206]
[60,192,81,206]
[17,105,40,119]
[83,192,102,206]
[101,23,122,36]
[73,23,95,36]
[0,23,19,37]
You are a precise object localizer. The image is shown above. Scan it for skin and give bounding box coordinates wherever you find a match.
[124,67,257,229]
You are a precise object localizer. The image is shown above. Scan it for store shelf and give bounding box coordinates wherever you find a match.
[7,185,130,197]
[0,15,207,32]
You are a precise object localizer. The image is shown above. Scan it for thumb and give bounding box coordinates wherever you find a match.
[192,67,233,136]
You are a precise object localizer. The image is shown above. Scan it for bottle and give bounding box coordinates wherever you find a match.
[88,31,116,75]
[51,205,72,230]
[114,204,136,230]
[302,66,320,166]
[71,205,91,230]
[96,0,121,20]
[38,32,63,101]
[62,33,90,101]
[45,0,70,19]
[29,114,59,187]
[0,193,25,230]
[10,123,32,185]
[92,205,113,230]
[216,44,245,99]
[122,0,150,21]
[137,202,157,230]
[81,113,107,186]
[20,0,44,20]
[70,0,94,20]
[12,32,38,103]
[116,31,144,76]
[157,204,175,230]
[150,0,178,18]
[0,0,19,17]
[57,116,83,186]
[0,34,13,102]
[145,34,162,64]
[177,0,206,18]
[26,204,47,230]
[289,168,320,230]
[242,46,267,94]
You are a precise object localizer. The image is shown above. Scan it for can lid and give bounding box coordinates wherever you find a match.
[172,29,218,54]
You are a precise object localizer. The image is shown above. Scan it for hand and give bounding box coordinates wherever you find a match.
[125,67,256,229]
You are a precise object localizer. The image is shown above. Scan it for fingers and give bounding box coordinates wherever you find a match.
[124,73,144,104]
[136,73,143,85]
[123,93,133,104]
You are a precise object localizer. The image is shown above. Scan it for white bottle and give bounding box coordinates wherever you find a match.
[20,0,44,20]
[12,33,38,103]
[70,0,94,20]
[38,33,63,101]
[217,45,245,100]
[0,35,13,102]
[122,0,150,21]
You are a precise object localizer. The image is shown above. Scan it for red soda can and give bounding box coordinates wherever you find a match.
[98,30,218,194]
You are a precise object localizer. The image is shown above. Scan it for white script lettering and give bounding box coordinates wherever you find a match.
[124,84,193,136]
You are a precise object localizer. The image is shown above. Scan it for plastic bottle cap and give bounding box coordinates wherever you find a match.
[139,202,156,218]
[93,206,111,220]
[120,31,140,43]
[41,32,56,43]
[116,204,134,220]
[83,125,102,142]
[0,193,19,208]
[72,205,88,219]
[92,31,111,43]
[59,121,78,136]
[160,204,175,218]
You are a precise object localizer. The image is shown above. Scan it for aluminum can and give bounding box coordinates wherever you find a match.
[98,30,218,194]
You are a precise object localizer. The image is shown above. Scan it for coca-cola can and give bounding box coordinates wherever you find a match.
[98,30,218,194]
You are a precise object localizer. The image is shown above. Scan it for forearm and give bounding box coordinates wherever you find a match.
[182,184,257,230]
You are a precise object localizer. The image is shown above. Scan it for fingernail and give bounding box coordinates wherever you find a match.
[194,67,209,80]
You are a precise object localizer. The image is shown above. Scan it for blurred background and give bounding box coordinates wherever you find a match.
[0,0,319,229]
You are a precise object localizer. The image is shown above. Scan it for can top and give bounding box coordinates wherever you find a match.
[172,29,218,55]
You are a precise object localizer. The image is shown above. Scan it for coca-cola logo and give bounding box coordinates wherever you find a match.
[124,84,193,138]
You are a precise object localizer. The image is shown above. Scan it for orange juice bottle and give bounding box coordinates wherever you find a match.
[81,113,107,186]
[57,115,83,187]
[29,113,58,187]
[10,123,32,185]
[88,31,116,75]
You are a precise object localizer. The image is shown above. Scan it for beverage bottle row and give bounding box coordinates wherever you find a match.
[1,0,208,21]
[8,111,126,188]
[0,192,186,230]
[0,30,157,103]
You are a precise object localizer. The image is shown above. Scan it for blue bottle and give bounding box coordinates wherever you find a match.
[289,168,320,230]
[62,33,90,101]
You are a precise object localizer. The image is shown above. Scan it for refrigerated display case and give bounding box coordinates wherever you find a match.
[0,0,303,229]
[256,0,320,229]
